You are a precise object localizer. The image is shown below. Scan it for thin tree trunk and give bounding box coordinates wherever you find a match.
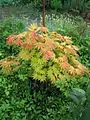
[76,0,78,10]
[42,0,45,27]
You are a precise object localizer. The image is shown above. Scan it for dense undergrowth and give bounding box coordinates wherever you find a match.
[0,15,90,120]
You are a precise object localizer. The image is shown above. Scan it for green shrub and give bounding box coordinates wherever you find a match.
[0,75,73,120]
[0,76,29,120]
[68,83,90,120]
[74,36,90,69]
[0,17,25,38]
[0,17,26,58]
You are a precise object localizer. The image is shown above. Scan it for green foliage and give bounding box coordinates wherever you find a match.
[0,19,27,119]
[69,88,86,120]
[0,17,25,38]
[68,84,90,120]
[51,0,62,10]
[0,0,13,6]
[0,14,90,120]
[46,14,86,39]
[0,75,72,120]
[80,85,90,120]
[74,36,90,69]
[55,75,90,96]
[0,17,25,57]
[0,76,29,120]
[86,1,90,12]
[0,0,90,14]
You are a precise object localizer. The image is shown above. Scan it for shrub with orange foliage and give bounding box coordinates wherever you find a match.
[0,24,89,84]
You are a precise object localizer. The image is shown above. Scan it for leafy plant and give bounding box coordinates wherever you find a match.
[68,82,90,120]
[0,24,89,87]
[69,88,86,120]
[75,36,90,69]
[0,15,90,120]
[79,84,90,120]
[0,17,26,58]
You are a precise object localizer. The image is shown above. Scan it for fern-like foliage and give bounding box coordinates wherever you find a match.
[0,24,89,84]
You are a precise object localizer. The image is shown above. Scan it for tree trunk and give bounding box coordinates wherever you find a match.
[76,0,78,10]
[42,0,45,27]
